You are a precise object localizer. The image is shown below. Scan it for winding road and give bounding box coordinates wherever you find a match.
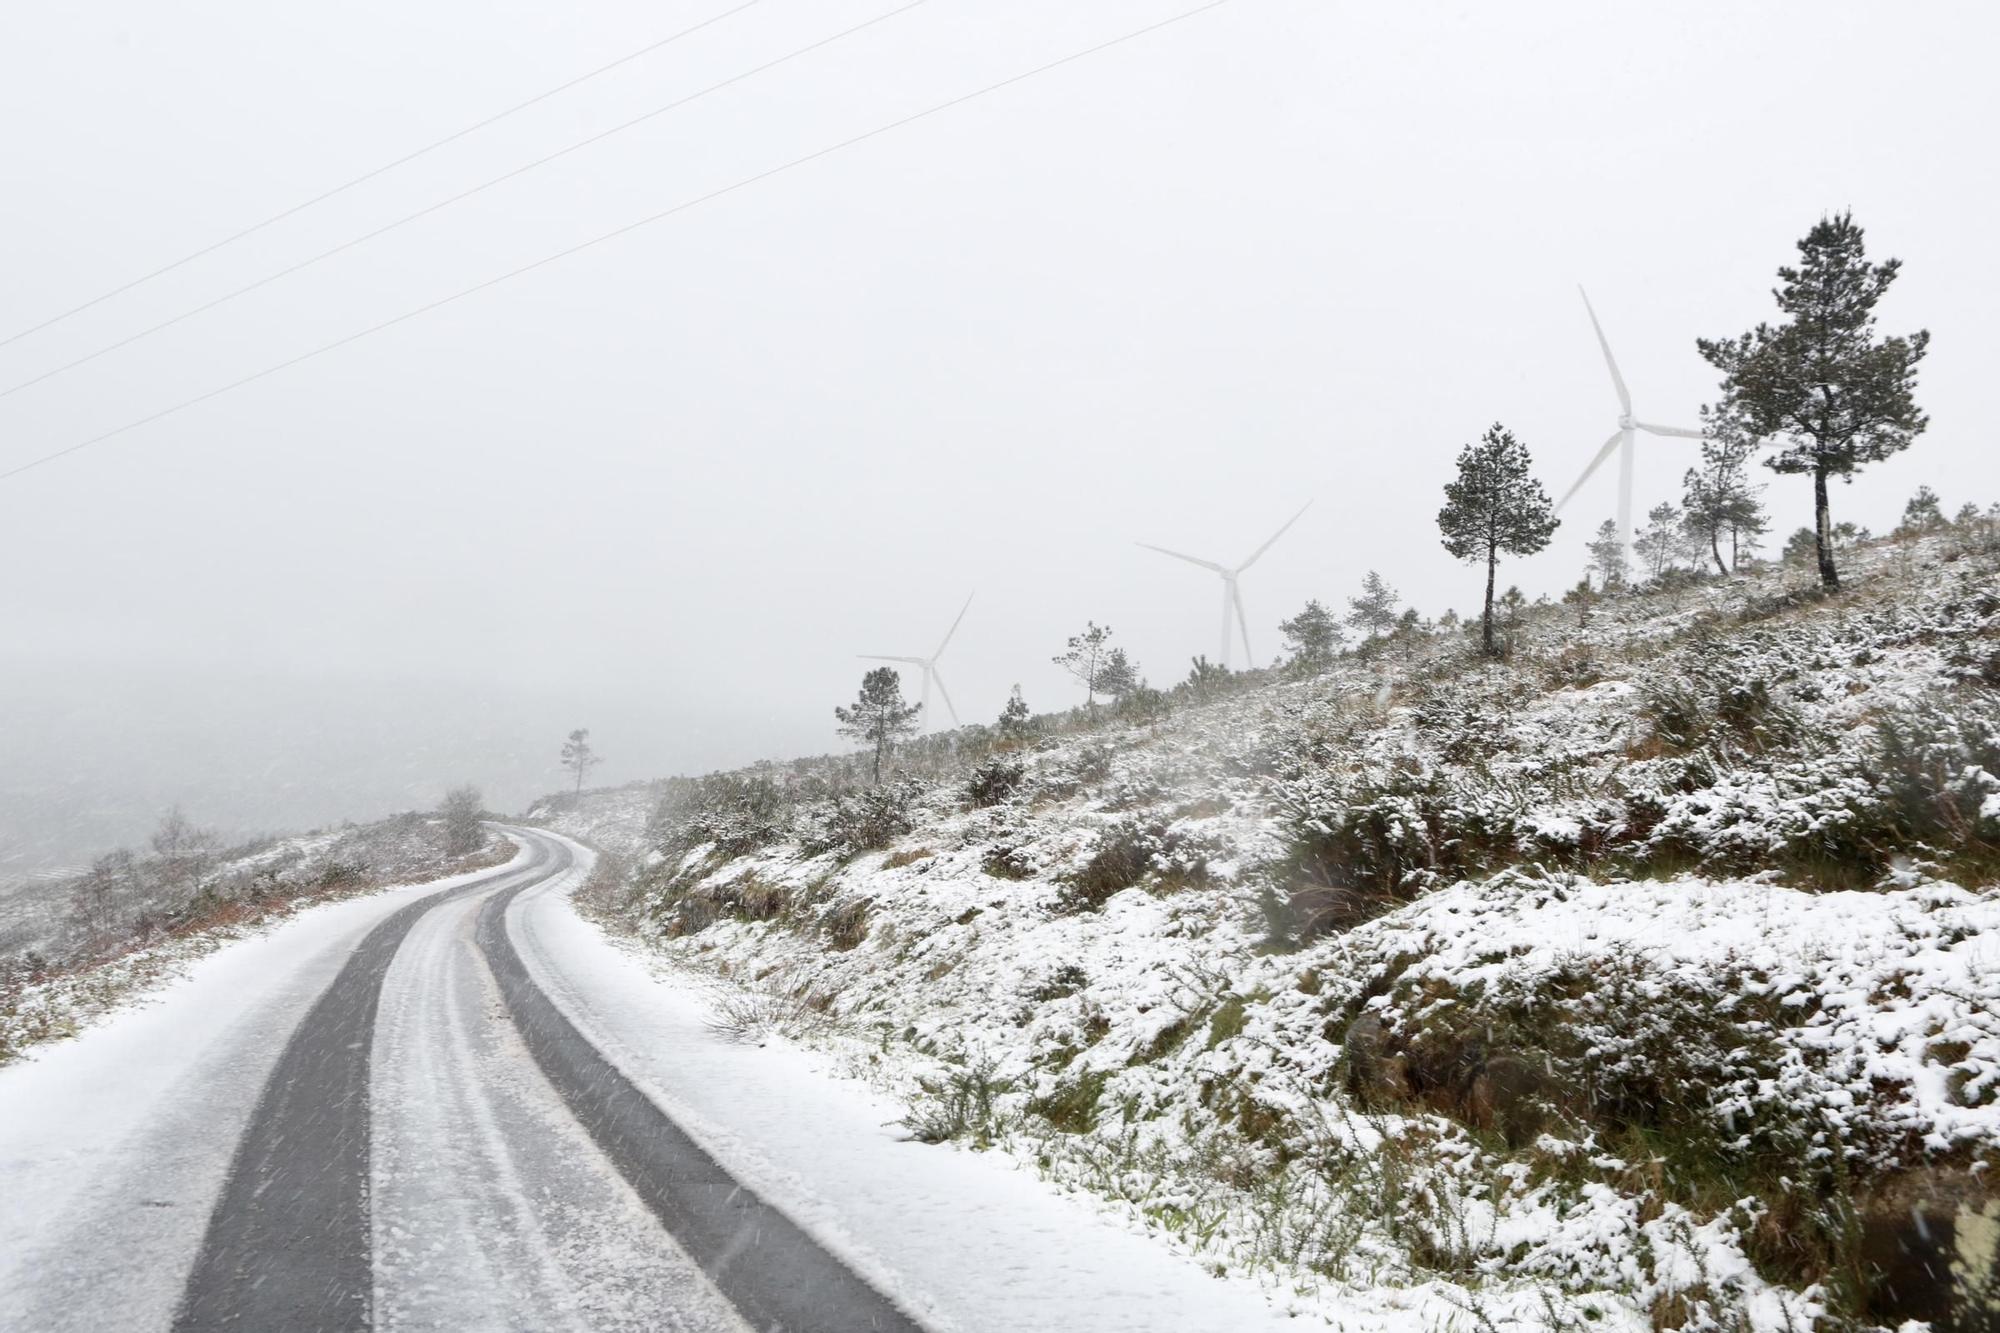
[0,829,920,1332]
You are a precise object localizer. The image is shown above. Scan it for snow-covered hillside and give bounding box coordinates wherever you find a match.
[0,813,507,1064]
[535,528,2000,1333]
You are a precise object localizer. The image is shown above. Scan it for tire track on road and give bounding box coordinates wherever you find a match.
[476,831,923,1333]
[174,836,559,1331]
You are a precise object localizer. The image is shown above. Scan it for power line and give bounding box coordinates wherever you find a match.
[0,0,759,353]
[0,1,928,404]
[0,0,1235,486]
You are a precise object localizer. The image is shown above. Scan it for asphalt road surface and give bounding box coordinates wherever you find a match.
[4,828,921,1332]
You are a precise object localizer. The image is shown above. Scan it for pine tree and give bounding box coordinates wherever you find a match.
[1782,526,1817,565]
[1681,405,1768,574]
[1094,647,1142,701]
[1633,502,1685,580]
[1346,571,1401,640]
[1562,578,1595,628]
[996,685,1034,743]
[1585,518,1629,590]
[1783,521,1866,565]
[1698,213,1930,590]
[1896,485,1946,537]
[835,667,922,783]
[1278,598,1343,671]
[559,729,600,795]
[1437,423,1559,655]
[1052,622,1115,714]
[1184,656,1231,702]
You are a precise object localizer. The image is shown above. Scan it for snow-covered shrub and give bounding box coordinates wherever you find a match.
[1273,766,1525,936]
[649,772,796,858]
[652,870,797,936]
[1542,643,1606,689]
[1634,758,1889,884]
[1071,817,1230,908]
[796,779,926,857]
[1640,668,1798,760]
[964,758,1025,809]
[1871,694,2000,874]
[1033,743,1114,801]
[1113,685,1171,724]
[901,1057,1012,1146]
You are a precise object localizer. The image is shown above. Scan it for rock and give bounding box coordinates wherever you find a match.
[1468,1053,1549,1147]
[1342,1010,1411,1106]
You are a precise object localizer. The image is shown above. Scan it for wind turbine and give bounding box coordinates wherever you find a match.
[1556,287,1705,556]
[859,594,973,732]
[1137,503,1311,670]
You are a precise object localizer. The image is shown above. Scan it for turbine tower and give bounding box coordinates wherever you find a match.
[1555,287,1705,556]
[1137,503,1311,670]
[859,594,973,732]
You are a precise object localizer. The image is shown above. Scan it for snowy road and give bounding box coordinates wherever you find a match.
[0,827,1307,1332]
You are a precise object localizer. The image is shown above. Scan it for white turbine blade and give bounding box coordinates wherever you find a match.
[932,593,974,661]
[1233,583,1254,668]
[1555,429,1624,513]
[932,669,961,726]
[1636,421,1705,440]
[1136,541,1227,574]
[1578,286,1631,415]
[1234,500,1312,573]
[858,654,926,665]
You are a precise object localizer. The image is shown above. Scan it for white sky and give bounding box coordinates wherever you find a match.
[1,0,1993,861]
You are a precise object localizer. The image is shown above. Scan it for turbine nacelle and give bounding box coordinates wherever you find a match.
[1559,288,1705,556]
[1137,502,1311,670]
[857,594,973,731]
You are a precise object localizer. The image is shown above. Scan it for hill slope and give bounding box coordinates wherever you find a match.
[538,528,2000,1332]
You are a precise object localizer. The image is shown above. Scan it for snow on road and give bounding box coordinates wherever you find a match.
[0,852,522,1333]
[1,825,1322,1332]
[371,879,745,1332]
[509,831,1311,1333]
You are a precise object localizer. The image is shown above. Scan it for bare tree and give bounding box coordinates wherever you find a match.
[440,785,485,856]
[150,806,218,896]
[70,850,134,951]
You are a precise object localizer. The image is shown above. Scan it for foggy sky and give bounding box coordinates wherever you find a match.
[2,0,1995,867]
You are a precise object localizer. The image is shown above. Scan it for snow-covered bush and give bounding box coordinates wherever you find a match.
[964,757,1025,809]
[557,529,2000,1330]
[649,771,799,859]
[795,779,926,857]
[1272,765,1527,935]
[1872,694,2000,873]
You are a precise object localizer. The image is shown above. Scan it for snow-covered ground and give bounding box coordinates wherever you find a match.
[1,814,507,1066]
[511,832,1317,1333]
[541,530,2000,1331]
[0,824,1363,1332]
[0,852,522,1332]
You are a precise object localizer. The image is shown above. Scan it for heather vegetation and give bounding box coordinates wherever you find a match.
[1,799,506,1065]
[543,517,2000,1332]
